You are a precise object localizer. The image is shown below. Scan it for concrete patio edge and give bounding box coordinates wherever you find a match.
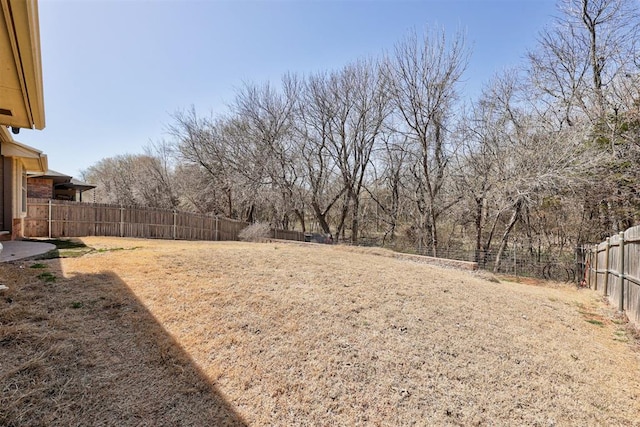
[0,241,57,262]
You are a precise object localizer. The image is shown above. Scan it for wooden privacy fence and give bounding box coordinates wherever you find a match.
[585,225,640,326]
[24,198,304,243]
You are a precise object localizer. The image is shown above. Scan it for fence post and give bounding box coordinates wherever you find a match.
[47,199,52,239]
[604,237,610,296]
[120,206,125,238]
[586,246,591,288]
[619,231,625,312]
[215,217,219,241]
[593,245,598,290]
[575,245,583,286]
[173,210,177,240]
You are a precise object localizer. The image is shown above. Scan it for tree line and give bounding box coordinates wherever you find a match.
[82,0,640,271]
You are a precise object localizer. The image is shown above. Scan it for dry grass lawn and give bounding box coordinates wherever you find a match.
[2,237,640,426]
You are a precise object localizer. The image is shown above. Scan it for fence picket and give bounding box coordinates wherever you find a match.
[619,232,625,311]
[604,238,611,296]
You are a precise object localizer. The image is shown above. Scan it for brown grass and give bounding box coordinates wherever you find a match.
[2,237,640,425]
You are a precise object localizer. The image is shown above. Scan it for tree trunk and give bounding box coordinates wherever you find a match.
[474,197,484,264]
[335,191,351,243]
[311,201,331,235]
[493,200,522,273]
[351,196,360,244]
[582,0,605,119]
[429,206,438,257]
[245,204,255,223]
[482,210,501,266]
[294,209,306,232]
[226,187,233,219]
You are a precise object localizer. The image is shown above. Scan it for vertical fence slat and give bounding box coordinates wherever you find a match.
[604,237,610,297]
[619,232,625,312]
[119,206,124,238]
[593,245,598,290]
[47,199,52,239]
[627,227,640,325]
[173,210,177,240]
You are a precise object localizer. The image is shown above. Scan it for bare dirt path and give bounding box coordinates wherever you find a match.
[2,237,640,425]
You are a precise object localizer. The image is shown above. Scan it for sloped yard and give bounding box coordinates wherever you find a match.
[2,237,640,425]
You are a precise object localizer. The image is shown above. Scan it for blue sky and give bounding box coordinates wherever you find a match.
[18,0,558,177]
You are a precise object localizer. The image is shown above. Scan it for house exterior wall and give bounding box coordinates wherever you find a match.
[27,177,53,198]
[12,158,21,217]
[2,156,12,233]
[0,157,4,231]
[11,158,25,238]
[1,157,44,237]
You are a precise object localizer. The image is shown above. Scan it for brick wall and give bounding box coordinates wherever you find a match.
[27,178,53,199]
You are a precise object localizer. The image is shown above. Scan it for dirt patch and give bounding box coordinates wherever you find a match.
[2,237,640,425]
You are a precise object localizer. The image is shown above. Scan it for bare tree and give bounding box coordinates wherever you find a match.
[140,140,179,209]
[474,73,600,272]
[528,0,640,126]
[455,76,513,264]
[232,77,304,229]
[173,163,223,214]
[82,155,138,205]
[169,108,251,219]
[295,71,344,236]
[82,151,178,209]
[527,0,640,240]
[326,60,390,243]
[296,60,389,242]
[385,27,469,256]
[365,130,412,245]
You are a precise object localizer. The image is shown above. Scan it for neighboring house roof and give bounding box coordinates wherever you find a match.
[0,126,47,172]
[28,169,71,183]
[0,0,45,130]
[28,169,96,191]
[55,178,96,192]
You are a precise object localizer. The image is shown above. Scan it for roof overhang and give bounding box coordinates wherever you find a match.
[0,126,47,172]
[55,180,96,192]
[28,169,72,184]
[0,0,45,130]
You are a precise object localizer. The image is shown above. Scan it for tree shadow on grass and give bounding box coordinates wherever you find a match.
[0,257,247,426]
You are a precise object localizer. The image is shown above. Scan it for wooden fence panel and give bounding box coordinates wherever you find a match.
[218,217,248,241]
[272,229,305,241]
[625,227,640,325]
[24,199,49,237]
[608,234,621,302]
[69,204,93,237]
[94,204,121,237]
[594,241,606,290]
[24,199,310,246]
[175,212,218,240]
[122,207,174,239]
[588,225,640,327]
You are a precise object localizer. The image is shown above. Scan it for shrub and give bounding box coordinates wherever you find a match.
[239,223,271,242]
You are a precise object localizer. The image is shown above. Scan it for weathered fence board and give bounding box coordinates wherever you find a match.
[587,225,640,327]
[25,199,304,244]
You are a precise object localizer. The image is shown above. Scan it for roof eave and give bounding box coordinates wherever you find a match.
[1,137,48,172]
[0,0,45,130]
